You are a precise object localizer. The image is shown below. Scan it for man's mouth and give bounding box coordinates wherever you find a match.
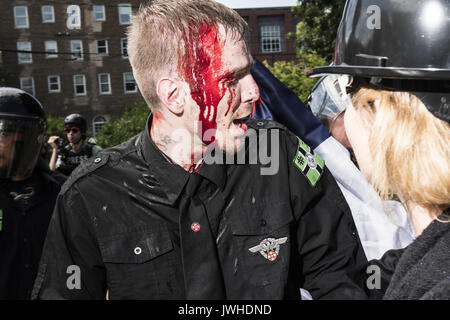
[232,115,250,134]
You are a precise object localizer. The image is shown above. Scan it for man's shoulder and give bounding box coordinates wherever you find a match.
[60,133,142,195]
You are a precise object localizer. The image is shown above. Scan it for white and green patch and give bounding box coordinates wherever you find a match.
[293,137,324,187]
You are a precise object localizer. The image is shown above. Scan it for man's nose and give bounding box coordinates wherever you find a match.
[241,74,260,104]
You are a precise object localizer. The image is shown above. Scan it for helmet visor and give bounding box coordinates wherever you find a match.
[0,118,45,179]
[308,74,353,129]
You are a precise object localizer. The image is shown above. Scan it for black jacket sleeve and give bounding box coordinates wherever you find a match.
[31,186,107,299]
[286,133,369,299]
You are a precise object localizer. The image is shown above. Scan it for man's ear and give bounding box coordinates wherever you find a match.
[157,78,185,115]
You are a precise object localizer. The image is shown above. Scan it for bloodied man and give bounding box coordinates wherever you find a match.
[32,0,370,299]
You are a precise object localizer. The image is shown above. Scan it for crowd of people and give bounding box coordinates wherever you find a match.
[0,0,448,300]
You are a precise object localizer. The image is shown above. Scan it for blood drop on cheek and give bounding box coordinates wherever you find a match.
[177,23,234,144]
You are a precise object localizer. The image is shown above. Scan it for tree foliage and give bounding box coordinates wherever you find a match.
[263,51,327,102]
[95,100,150,148]
[291,0,347,62]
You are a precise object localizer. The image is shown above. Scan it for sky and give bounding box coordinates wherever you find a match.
[216,0,298,9]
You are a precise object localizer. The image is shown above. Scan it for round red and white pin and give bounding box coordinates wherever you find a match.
[191,222,201,232]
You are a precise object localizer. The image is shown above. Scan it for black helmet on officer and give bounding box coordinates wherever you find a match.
[64,113,87,138]
[307,0,450,123]
[0,87,47,180]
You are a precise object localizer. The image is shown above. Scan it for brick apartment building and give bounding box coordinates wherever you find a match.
[0,0,298,135]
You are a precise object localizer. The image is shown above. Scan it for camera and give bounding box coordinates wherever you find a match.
[55,138,65,149]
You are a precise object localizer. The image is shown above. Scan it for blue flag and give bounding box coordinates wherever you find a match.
[251,60,329,150]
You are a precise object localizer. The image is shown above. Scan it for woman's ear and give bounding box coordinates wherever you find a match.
[156,78,185,115]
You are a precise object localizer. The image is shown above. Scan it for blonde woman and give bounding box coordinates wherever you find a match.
[309,0,449,299]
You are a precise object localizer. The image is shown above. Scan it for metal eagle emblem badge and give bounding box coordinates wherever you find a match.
[248,237,288,262]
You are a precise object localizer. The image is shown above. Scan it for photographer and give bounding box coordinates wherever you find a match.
[48,114,102,176]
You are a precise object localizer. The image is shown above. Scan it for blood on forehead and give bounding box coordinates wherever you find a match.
[177,23,235,144]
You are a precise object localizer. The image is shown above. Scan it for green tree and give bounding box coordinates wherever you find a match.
[263,51,327,102]
[96,100,149,148]
[291,0,346,62]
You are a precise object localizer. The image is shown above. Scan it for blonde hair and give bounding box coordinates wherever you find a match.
[127,0,248,109]
[351,86,450,218]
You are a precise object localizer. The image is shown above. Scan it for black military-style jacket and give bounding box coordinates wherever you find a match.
[32,116,369,300]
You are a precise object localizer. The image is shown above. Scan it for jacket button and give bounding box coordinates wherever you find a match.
[134,247,142,255]
[94,157,102,163]
[257,121,264,127]
[261,219,267,226]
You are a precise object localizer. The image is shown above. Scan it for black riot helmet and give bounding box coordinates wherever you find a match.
[0,87,47,180]
[64,113,87,134]
[308,0,450,123]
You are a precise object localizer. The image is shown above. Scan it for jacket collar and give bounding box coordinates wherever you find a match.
[137,114,227,205]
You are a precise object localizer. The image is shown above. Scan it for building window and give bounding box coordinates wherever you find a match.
[17,41,32,64]
[93,5,105,21]
[96,40,108,56]
[20,77,35,96]
[48,75,61,93]
[67,5,81,29]
[42,5,55,23]
[258,16,284,53]
[14,6,29,28]
[98,73,111,94]
[121,38,128,58]
[123,72,137,93]
[118,4,131,25]
[45,41,58,58]
[73,75,86,96]
[92,116,107,137]
[70,40,83,60]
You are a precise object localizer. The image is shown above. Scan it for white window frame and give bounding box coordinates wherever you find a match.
[73,74,86,96]
[260,25,282,53]
[42,5,55,23]
[48,75,61,93]
[17,41,32,64]
[70,40,83,61]
[92,116,107,137]
[20,77,35,96]
[98,73,111,95]
[123,72,137,93]
[14,6,29,28]
[45,41,58,58]
[120,38,128,58]
[96,40,109,56]
[93,5,105,21]
[67,5,81,29]
[118,4,132,25]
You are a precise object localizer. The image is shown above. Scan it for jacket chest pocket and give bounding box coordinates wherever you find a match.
[98,226,176,299]
[226,202,294,289]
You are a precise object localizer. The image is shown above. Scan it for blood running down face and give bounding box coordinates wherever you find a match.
[177,23,260,153]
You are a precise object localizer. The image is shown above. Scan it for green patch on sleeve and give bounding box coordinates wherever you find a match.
[293,137,325,187]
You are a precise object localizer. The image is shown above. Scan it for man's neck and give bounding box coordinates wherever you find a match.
[70,140,83,152]
[150,112,205,172]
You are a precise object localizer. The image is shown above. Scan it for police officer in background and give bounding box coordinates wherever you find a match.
[48,113,102,176]
[0,87,66,299]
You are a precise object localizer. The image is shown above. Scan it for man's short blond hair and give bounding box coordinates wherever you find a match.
[351,86,450,216]
[127,0,248,109]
